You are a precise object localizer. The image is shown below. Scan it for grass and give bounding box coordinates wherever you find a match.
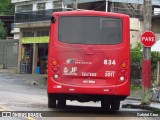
[131,85,142,91]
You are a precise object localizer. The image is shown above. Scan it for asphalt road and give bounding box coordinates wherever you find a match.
[0,71,159,120]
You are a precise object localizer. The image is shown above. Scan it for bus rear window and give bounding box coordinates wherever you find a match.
[59,16,122,44]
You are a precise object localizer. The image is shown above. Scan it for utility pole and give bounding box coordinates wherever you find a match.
[141,0,152,105]
[72,0,77,10]
[105,0,109,12]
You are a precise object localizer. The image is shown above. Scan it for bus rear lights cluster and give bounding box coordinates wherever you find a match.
[119,62,127,82]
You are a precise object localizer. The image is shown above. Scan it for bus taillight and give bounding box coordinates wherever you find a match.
[51,58,60,80]
[53,67,59,72]
[119,62,128,82]
[121,63,127,68]
[52,60,58,66]
[54,74,59,79]
[119,76,125,81]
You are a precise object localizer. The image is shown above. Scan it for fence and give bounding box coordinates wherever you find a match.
[15,8,72,23]
[0,39,18,68]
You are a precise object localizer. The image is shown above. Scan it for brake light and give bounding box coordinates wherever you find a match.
[120,69,126,74]
[53,67,59,72]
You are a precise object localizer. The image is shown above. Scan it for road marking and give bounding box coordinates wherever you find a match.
[0,105,11,111]
[0,105,36,120]
[26,117,36,120]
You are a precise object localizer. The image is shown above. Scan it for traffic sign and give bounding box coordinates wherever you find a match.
[141,31,156,47]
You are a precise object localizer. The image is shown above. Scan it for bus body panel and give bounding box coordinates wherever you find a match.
[48,11,130,103]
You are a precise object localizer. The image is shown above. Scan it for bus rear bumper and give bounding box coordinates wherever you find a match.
[48,77,130,96]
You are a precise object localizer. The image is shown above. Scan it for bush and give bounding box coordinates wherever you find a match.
[131,43,142,68]
[131,43,160,69]
[0,20,7,39]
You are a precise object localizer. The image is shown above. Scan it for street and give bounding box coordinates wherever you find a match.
[0,69,159,120]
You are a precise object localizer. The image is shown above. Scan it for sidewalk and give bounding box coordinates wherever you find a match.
[0,68,47,86]
[0,68,160,111]
[126,89,160,111]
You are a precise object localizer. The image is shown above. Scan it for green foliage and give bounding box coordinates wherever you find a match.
[0,20,7,39]
[151,51,160,69]
[131,43,160,69]
[0,0,14,15]
[131,43,143,67]
[131,85,142,91]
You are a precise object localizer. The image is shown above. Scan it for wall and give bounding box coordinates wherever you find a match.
[152,20,160,33]
[130,18,141,48]
[0,40,18,68]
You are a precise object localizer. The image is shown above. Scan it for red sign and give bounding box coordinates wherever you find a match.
[141,31,156,47]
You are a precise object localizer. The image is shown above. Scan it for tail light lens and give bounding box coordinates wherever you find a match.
[52,60,58,66]
[119,76,125,81]
[121,63,127,68]
[54,74,59,79]
[53,67,59,72]
[120,69,126,74]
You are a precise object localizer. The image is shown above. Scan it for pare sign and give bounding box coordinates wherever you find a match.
[141,31,156,47]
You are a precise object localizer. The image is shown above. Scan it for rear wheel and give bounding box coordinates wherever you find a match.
[101,98,110,110]
[48,94,56,108]
[57,99,66,108]
[111,100,120,110]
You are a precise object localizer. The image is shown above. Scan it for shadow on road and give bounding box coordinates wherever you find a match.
[47,105,137,117]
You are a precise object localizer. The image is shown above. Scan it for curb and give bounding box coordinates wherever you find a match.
[127,97,160,103]
[122,104,160,112]
[127,97,141,101]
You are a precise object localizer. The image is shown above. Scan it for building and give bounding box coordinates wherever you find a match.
[11,0,160,74]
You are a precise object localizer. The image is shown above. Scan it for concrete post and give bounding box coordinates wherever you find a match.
[141,0,152,105]
[72,0,77,10]
[17,31,22,73]
[105,0,108,12]
[156,61,160,85]
[32,43,38,74]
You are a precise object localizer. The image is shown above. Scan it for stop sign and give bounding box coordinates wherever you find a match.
[141,31,156,47]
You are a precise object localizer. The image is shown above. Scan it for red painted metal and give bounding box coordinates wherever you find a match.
[142,60,151,89]
[48,11,130,102]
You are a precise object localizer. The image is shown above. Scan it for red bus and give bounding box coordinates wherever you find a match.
[48,11,130,110]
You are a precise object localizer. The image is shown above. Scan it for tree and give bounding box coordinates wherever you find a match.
[0,20,7,39]
[0,0,14,15]
[131,43,143,65]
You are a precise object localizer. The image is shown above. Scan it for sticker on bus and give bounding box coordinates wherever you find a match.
[63,67,77,76]
[104,59,116,65]
[82,72,97,77]
[66,59,92,65]
[105,71,115,77]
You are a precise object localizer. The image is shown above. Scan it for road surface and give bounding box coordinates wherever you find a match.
[0,70,159,120]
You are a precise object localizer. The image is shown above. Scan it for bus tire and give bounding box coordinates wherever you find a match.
[101,99,110,110]
[111,100,120,110]
[57,99,66,108]
[48,94,56,108]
